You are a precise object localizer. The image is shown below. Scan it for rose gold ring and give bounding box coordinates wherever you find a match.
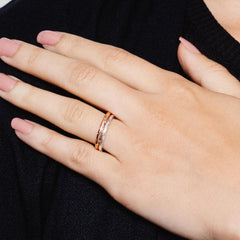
[95,111,114,152]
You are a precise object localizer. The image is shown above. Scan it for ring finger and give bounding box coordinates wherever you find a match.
[0,74,129,155]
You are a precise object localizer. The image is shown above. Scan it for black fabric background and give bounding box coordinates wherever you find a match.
[0,0,187,239]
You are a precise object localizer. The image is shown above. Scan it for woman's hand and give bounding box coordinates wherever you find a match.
[1,31,240,240]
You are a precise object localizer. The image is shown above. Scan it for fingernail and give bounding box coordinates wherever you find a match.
[0,73,17,92]
[0,37,21,57]
[11,118,33,135]
[179,37,201,54]
[37,30,62,46]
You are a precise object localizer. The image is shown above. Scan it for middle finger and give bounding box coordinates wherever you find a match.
[0,38,139,123]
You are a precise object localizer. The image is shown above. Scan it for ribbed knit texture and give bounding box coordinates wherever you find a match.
[184,0,240,80]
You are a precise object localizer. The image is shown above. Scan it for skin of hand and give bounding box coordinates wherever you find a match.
[204,0,240,43]
[0,31,240,240]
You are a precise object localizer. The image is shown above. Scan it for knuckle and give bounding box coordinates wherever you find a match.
[136,97,167,126]
[27,48,44,66]
[170,81,199,103]
[70,143,90,167]
[40,130,55,150]
[201,62,226,83]
[132,136,154,155]
[201,61,230,86]
[19,84,37,105]
[63,101,85,123]
[207,62,225,74]
[60,34,82,54]
[102,46,130,69]
[67,61,97,86]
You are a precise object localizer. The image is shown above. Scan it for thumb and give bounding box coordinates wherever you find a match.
[178,37,240,98]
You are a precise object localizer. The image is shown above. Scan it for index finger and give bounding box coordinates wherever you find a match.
[37,30,172,93]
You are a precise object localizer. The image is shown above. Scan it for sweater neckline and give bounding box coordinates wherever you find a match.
[186,0,240,72]
[0,0,18,15]
[0,0,13,8]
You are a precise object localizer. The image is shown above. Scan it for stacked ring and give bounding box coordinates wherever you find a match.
[95,111,115,152]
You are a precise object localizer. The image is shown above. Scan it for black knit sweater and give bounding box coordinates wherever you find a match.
[185,0,240,80]
[0,0,238,239]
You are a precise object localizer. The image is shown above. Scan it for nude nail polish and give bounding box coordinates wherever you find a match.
[0,37,21,57]
[37,30,62,46]
[179,37,201,54]
[11,118,33,135]
[0,73,17,92]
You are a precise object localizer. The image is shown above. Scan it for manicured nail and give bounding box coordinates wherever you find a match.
[37,30,62,46]
[179,37,201,54]
[0,73,17,92]
[0,37,21,57]
[11,118,33,135]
